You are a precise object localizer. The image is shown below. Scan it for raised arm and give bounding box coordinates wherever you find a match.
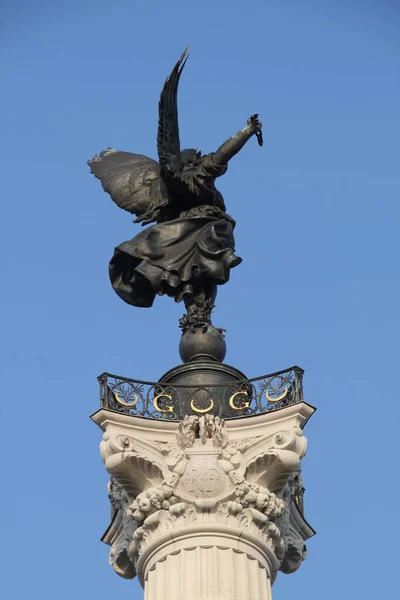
[212,114,262,165]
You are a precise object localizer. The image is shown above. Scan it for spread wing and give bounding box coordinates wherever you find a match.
[157,48,189,175]
[88,148,169,225]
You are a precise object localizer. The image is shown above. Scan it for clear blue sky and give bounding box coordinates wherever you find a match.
[1,1,399,598]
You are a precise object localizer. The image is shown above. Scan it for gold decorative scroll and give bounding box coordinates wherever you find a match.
[229,390,250,410]
[153,393,174,413]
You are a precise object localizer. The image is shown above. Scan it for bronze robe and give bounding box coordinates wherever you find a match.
[109,154,242,307]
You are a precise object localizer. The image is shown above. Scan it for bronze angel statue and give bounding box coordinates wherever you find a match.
[88,49,262,312]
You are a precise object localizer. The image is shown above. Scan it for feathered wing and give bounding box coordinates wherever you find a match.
[157,48,189,175]
[88,148,169,225]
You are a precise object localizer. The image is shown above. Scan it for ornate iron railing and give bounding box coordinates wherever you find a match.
[98,366,304,421]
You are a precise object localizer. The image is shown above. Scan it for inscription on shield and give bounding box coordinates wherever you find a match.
[178,451,230,499]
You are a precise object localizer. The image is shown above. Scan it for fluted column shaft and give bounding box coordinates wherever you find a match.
[144,546,272,600]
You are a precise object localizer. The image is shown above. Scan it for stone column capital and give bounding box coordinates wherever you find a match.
[93,401,315,592]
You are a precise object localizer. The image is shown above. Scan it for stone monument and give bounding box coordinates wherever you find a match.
[89,49,315,600]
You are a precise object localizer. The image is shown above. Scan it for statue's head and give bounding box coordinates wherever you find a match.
[180,148,201,167]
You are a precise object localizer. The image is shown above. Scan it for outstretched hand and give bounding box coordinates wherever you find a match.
[248,114,262,132]
[248,114,263,147]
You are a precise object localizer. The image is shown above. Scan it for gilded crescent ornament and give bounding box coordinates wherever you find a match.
[266,386,288,403]
[190,398,214,413]
[115,391,138,407]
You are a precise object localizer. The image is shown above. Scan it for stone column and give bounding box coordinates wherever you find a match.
[92,402,314,600]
